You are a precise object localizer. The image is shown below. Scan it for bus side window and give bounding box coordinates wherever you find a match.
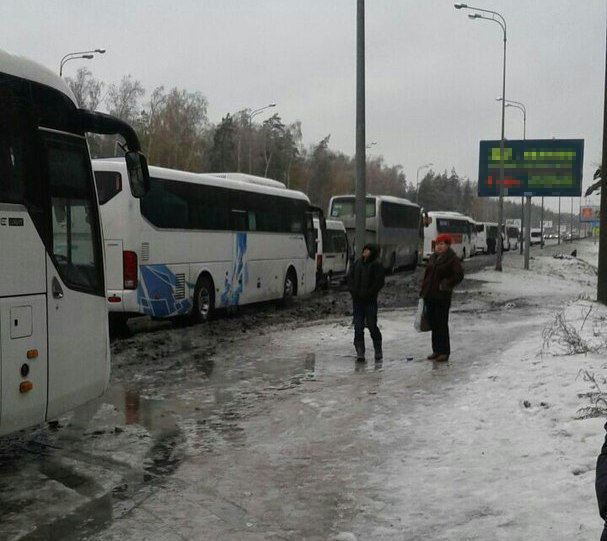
[231,209,247,231]
[0,86,29,204]
[94,171,122,205]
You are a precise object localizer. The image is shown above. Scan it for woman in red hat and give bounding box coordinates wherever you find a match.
[419,233,464,362]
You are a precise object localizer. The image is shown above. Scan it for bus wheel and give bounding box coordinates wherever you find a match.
[409,252,418,271]
[389,253,397,275]
[281,269,297,306]
[192,275,214,324]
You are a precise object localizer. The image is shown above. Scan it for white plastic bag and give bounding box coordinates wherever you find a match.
[414,298,431,332]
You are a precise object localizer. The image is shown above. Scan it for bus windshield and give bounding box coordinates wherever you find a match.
[330,197,376,218]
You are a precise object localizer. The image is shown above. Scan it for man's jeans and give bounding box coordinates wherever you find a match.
[353,300,382,349]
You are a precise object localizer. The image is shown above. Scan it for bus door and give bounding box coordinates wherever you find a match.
[43,130,109,420]
[0,85,48,434]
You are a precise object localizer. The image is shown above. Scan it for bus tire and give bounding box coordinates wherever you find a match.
[410,251,418,270]
[281,268,297,306]
[192,274,215,324]
[389,253,397,275]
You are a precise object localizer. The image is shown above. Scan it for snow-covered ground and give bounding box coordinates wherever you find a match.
[1,240,605,540]
[83,239,607,540]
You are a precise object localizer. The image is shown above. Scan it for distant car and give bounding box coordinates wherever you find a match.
[530,228,543,246]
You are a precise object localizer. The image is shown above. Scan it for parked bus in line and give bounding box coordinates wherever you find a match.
[313,217,349,288]
[466,217,478,256]
[328,195,421,272]
[507,225,519,251]
[423,211,472,260]
[0,49,149,436]
[93,163,318,326]
[474,222,488,254]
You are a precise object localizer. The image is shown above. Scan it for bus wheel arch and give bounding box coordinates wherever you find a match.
[282,266,298,304]
[192,272,215,323]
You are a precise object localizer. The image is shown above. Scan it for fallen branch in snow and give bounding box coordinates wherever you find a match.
[542,310,595,356]
[575,369,607,419]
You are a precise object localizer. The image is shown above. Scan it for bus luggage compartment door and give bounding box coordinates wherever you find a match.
[0,295,48,436]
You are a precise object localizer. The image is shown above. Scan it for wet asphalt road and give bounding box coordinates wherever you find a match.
[0,240,587,540]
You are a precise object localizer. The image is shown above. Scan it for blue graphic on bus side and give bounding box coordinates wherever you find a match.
[137,264,192,318]
[220,232,248,307]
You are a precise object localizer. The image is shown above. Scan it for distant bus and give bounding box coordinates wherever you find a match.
[507,226,519,251]
[328,195,421,272]
[313,218,349,288]
[475,222,487,254]
[0,49,148,435]
[466,217,478,256]
[424,211,473,260]
[94,162,317,325]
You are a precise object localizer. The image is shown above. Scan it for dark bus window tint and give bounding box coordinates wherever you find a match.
[437,218,468,234]
[324,232,335,252]
[140,178,188,229]
[0,79,30,204]
[94,171,122,205]
[476,224,484,233]
[188,183,229,230]
[231,210,247,231]
[333,232,347,252]
[381,202,419,229]
[44,132,103,294]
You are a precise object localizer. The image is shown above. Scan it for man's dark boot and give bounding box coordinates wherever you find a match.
[373,340,383,362]
[355,342,365,362]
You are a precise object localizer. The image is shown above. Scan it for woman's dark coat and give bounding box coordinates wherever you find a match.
[420,247,464,301]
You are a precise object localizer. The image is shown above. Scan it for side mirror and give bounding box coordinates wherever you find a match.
[125,151,150,198]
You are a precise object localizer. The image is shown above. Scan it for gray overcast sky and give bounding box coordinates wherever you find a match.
[2,0,606,212]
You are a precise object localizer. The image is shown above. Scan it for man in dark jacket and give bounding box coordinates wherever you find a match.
[596,423,607,540]
[420,234,464,362]
[347,243,385,362]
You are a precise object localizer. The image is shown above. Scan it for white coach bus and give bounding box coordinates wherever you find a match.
[328,195,421,272]
[93,162,318,325]
[0,50,149,435]
[423,211,472,260]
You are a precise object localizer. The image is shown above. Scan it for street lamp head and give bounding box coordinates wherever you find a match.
[82,54,94,59]
[454,3,467,9]
[95,49,106,54]
[268,103,276,107]
[468,13,481,19]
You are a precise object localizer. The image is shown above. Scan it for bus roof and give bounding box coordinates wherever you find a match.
[330,194,419,208]
[428,211,472,220]
[209,172,286,189]
[93,159,311,203]
[0,48,77,106]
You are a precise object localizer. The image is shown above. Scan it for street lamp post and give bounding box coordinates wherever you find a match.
[416,162,433,204]
[455,3,507,272]
[247,103,276,174]
[59,49,106,77]
[499,98,531,261]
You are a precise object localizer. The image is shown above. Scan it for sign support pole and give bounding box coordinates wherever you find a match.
[524,195,531,270]
[558,196,561,245]
[519,196,524,254]
[540,197,544,249]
